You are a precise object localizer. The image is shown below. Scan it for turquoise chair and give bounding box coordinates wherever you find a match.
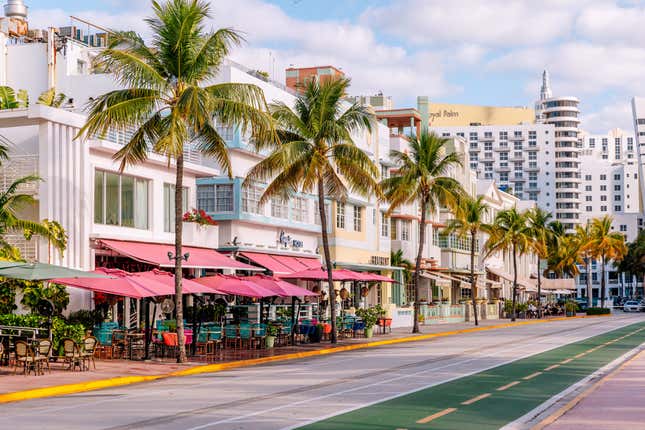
[224,325,239,349]
[239,324,252,348]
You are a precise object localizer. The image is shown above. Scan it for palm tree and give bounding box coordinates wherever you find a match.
[550,235,583,278]
[445,195,490,326]
[484,208,531,321]
[618,230,645,297]
[79,0,275,362]
[37,88,67,108]
[381,132,463,333]
[589,216,627,308]
[526,207,553,318]
[245,77,378,344]
[390,249,413,281]
[575,223,594,308]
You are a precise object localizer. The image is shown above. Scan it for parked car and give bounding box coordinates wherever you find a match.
[623,301,643,312]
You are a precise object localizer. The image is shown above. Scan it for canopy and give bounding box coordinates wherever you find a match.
[137,269,225,295]
[486,266,537,291]
[540,278,576,291]
[360,272,397,283]
[0,262,112,281]
[239,252,321,274]
[280,268,365,281]
[243,274,318,297]
[194,275,277,298]
[97,239,260,271]
[53,268,174,298]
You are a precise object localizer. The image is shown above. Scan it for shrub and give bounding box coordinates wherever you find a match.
[356,306,380,329]
[586,307,611,315]
[67,309,104,330]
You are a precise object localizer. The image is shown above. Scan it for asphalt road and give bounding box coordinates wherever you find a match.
[1,314,643,430]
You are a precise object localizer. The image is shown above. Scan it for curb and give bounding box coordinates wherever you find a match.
[529,348,645,430]
[0,314,607,404]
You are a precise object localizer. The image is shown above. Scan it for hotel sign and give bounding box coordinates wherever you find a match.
[429,109,460,121]
[279,231,303,248]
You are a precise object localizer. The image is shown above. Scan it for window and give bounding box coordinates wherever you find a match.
[620,225,627,232]
[469,132,478,141]
[271,197,288,219]
[614,185,621,191]
[600,185,606,191]
[216,184,234,212]
[600,174,606,180]
[528,152,537,161]
[292,197,307,222]
[585,185,592,191]
[614,174,621,180]
[601,195,607,201]
[499,172,508,182]
[586,206,592,212]
[499,131,508,140]
[484,142,493,151]
[242,184,263,214]
[77,59,87,74]
[585,175,592,180]
[163,183,188,233]
[197,185,215,212]
[589,138,595,148]
[614,195,621,201]
[336,203,345,229]
[514,141,522,150]
[500,152,508,161]
[586,196,592,201]
[614,205,622,212]
[353,205,362,232]
[401,220,411,241]
[380,212,389,237]
[601,205,607,211]
[94,170,148,229]
[380,164,389,180]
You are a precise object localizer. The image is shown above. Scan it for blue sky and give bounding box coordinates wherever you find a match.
[26,0,645,133]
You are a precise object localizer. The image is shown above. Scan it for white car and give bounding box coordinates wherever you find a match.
[623,301,643,312]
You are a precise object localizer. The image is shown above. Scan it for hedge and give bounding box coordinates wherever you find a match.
[586,307,611,315]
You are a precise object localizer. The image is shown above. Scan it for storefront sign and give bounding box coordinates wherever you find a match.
[279,231,303,248]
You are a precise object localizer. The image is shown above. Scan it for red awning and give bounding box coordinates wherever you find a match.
[98,239,259,271]
[239,252,321,275]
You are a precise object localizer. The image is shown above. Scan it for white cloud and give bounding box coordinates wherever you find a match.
[580,100,634,133]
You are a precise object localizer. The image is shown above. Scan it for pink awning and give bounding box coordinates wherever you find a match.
[243,275,319,297]
[280,268,365,281]
[54,268,174,298]
[98,239,259,271]
[194,275,277,298]
[360,273,397,283]
[239,252,321,274]
[136,269,225,294]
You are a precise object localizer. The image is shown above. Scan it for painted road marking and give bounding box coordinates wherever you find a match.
[523,371,542,380]
[545,364,560,371]
[416,408,457,424]
[461,393,491,405]
[574,352,586,358]
[561,358,573,364]
[497,381,521,391]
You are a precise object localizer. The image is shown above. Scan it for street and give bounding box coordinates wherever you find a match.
[1,315,643,430]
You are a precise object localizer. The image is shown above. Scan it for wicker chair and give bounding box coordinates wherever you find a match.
[62,338,82,371]
[14,340,37,375]
[36,339,52,373]
[82,336,98,370]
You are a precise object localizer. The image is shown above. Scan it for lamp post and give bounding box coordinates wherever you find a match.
[164,252,190,358]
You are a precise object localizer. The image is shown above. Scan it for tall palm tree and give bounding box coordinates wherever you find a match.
[445,195,490,326]
[550,235,583,278]
[79,0,275,362]
[526,207,553,318]
[245,77,378,344]
[575,223,594,308]
[381,132,463,333]
[484,208,531,321]
[589,216,627,308]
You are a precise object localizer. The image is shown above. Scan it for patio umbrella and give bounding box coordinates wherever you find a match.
[53,268,174,299]
[137,269,226,295]
[194,275,277,298]
[243,274,319,297]
[0,262,112,281]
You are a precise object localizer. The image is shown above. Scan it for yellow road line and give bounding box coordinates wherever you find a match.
[0,314,611,404]
[545,364,560,371]
[416,408,457,424]
[523,371,543,380]
[574,352,586,358]
[461,393,491,405]
[497,381,521,391]
[561,358,573,364]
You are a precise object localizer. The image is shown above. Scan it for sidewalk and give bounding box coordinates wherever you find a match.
[0,317,570,399]
[543,349,645,430]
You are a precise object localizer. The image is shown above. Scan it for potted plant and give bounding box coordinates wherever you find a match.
[565,301,577,317]
[356,307,379,338]
[266,323,279,348]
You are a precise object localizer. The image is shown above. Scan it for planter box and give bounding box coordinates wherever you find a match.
[182,222,219,248]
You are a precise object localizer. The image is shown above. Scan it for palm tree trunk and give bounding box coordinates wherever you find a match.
[174,155,187,363]
[586,257,593,308]
[537,258,542,318]
[600,255,606,308]
[318,178,337,343]
[412,199,427,334]
[511,243,517,322]
[470,228,478,326]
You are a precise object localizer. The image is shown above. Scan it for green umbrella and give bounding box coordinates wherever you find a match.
[0,262,112,281]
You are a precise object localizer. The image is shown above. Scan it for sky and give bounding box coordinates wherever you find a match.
[25,0,645,133]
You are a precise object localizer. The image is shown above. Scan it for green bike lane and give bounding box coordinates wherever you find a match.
[297,321,645,430]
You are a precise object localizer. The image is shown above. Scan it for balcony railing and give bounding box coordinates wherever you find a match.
[0,155,39,194]
[4,234,38,261]
[434,231,478,252]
